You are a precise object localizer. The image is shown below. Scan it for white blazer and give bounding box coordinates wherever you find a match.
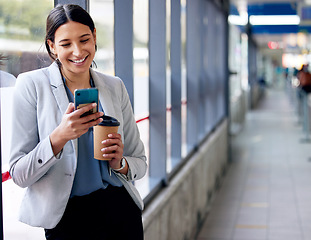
[9,62,147,229]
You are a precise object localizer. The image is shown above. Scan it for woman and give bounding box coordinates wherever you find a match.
[9,4,147,240]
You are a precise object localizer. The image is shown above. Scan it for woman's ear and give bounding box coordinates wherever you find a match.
[93,28,97,44]
[47,39,56,56]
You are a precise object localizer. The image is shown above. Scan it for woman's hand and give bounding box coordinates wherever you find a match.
[101,133,128,174]
[50,102,104,155]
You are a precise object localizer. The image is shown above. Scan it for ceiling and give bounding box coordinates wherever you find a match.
[230,0,311,59]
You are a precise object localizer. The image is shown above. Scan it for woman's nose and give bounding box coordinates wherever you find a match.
[72,44,83,57]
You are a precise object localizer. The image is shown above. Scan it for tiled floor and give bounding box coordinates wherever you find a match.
[197,88,311,240]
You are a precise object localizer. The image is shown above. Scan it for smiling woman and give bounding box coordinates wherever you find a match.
[47,21,97,91]
[9,4,147,240]
[45,5,97,92]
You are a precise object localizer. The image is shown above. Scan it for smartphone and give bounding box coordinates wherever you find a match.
[74,88,98,118]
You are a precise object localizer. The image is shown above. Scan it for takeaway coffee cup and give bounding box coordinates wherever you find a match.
[93,115,120,160]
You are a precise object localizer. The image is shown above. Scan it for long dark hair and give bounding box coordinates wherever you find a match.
[45,4,96,62]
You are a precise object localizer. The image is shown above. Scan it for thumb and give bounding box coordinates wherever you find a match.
[65,102,75,114]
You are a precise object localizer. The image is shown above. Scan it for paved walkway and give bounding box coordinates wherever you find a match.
[197,88,311,240]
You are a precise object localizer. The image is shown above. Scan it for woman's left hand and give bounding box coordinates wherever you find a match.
[101,133,124,169]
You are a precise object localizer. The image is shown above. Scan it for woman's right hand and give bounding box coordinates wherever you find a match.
[50,102,103,155]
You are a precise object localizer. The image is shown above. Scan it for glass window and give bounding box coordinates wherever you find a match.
[0,0,52,75]
[89,0,114,75]
[0,1,53,239]
[133,0,149,118]
[132,0,149,199]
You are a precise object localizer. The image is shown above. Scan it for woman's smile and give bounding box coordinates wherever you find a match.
[69,55,89,64]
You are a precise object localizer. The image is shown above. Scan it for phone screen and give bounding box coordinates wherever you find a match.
[74,88,98,118]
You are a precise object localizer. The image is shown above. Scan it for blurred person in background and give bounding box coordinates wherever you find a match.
[297,64,311,93]
[0,54,16,87]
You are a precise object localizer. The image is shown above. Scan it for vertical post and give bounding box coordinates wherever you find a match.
[198,0,206,140]
[218,11,227,122]
[54,0,89,11]
[223,3,230,119]
[170,0,182,164]
[222,0,231,163]
[301,91,311,142]
[248,38,257,109]
[114,0,134,106]
[215,9,222,122]
[186,0,200,152]
[149,0,167,185]
[205,0,215,132]
[209,3,218,128]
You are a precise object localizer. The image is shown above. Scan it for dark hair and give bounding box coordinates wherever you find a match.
[45,4,96,62]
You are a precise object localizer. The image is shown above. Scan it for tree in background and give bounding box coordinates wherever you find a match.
[0,0,52,41]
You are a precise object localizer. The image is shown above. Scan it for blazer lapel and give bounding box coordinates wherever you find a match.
[48,62,78,157]
[91,69,117,118]
[49,62,69,115]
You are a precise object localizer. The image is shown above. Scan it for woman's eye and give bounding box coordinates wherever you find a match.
[81,39,90,43]
[61,43,70,47]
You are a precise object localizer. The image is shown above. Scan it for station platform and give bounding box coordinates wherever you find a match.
[197,88,311,240]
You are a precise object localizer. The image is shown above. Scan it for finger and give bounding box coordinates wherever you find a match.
[81,111,104,124]
[107,133,122,139]
[101,138,123,147]
[102,149,123,161]
[75,103,97,116]
[83,116,103,128]
[65,102,75,114]
[101,144,120,152]
[107,154,122,161]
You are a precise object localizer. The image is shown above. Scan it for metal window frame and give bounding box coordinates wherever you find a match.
[114,0,134,105]
[149,0,168,186]
[170,0,182,168]
[207,1,218,129]
[186,0,201,153]
[198,0,208,140]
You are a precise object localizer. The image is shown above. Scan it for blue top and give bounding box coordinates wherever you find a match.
[63,77,122,197]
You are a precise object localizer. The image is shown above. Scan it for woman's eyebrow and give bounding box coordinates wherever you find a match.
[58,34,91,43]
[59,39,70,43]
[80,34,91,38]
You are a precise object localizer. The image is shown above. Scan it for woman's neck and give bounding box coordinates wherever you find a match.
[61,68,91,93]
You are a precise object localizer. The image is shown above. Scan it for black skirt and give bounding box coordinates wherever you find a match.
[45,185,143,240]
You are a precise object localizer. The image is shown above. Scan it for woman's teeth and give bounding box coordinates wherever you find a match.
[72,56,87,63]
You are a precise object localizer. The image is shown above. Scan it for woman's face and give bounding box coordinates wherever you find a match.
[48,21,96,78]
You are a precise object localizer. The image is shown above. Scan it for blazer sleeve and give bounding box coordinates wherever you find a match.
[9,74,60,188]
[118,79,147,181]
